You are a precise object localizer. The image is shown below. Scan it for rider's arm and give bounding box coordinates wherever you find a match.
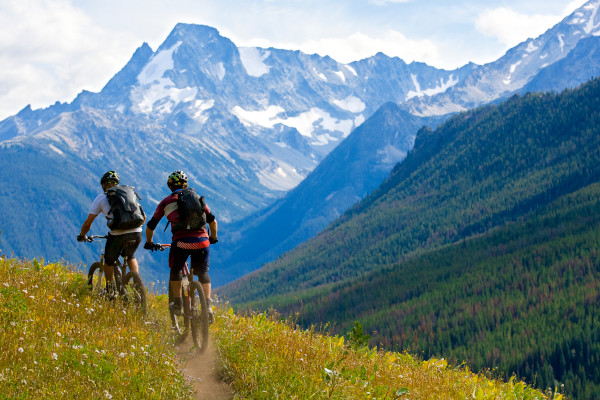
[79,214,97,237]
[145,226,155,244]
[208,220,217,241]
[206,208,217,241]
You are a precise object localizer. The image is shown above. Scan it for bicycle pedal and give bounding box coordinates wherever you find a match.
[169,301,183,316]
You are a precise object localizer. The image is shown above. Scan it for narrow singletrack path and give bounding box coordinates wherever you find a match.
[175,337,233,400]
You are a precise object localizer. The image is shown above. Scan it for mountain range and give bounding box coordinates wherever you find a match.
[1,1,600,284]
[217,75,600,400]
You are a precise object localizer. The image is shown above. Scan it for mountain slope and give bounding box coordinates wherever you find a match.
[0,23,468,275]
[213,103,443,285]
[408,0,600,115]
[522,35,600,93]
[219,78,600,302]
[217,77,600,399]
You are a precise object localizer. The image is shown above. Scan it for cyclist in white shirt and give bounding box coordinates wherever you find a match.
[77,171,145,297]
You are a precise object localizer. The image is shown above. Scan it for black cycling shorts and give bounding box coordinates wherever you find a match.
[104,232,142,266]
[168,244,210,278]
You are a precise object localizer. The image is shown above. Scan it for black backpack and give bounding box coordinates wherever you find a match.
[173,188,206,231]
[106,185,145,230]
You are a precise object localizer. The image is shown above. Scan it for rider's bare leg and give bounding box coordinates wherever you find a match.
[170,280,183,298]
[128,258,139,274]
[202,283,211,301]
[104,263,115,282]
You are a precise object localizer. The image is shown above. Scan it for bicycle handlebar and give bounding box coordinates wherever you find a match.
[80,235,108,242]
[144,242,170,252]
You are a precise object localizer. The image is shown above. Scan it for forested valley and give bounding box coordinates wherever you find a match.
[218,77,600,399]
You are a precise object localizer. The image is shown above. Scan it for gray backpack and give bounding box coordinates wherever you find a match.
[106,185,145,230]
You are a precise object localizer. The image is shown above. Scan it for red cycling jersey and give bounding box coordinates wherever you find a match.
[148,190,212,244]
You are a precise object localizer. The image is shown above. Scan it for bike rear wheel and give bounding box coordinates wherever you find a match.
[188,281,209,353]
[122,271,147,316]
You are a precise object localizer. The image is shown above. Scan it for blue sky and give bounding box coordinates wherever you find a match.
[0,0,588,120]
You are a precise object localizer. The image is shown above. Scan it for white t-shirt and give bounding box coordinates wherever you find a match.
[89,193,143,235]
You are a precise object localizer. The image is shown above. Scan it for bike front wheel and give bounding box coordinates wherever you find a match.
[122,271,147,316]
[87,261,122,298]
[87,262,104,295]
[188,281,209,353]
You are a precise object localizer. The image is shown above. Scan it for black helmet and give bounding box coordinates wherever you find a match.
[100,171,120,186]
[167,170,188,188]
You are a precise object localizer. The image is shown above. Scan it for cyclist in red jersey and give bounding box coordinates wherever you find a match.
[144,170,218,322]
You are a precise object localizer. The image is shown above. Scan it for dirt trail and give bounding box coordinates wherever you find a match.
[175,337,234,400]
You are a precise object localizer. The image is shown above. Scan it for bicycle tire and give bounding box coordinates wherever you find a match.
[87,262,104,295]
[168,281,190,343]
[188,281,209,353]
[122,271,147,316]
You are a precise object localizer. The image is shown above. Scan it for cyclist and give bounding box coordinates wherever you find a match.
[144,170,218,322]
[77,171,145,298]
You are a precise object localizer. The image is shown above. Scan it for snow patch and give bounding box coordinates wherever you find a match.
[558,34,565,52]
[313,68,327,81]
[525,41,539,53]
[334,70,345,82]
[333,96,366,113]
[232,105,354,139]
[191,99,215,121]
[138,41,182,85]
[344,64,358,76]
[49,144,63,155]
[239,47,271,77]
[583,1,600,35]
[503,61,522,85]
[231,105,285,130]
[354,114,365,128]
[133,79,197,114]
[406,74,458,100]
[540,53,548,60]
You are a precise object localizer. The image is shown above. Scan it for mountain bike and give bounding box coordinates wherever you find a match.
[82,235,147,316]
[150,243,209,353]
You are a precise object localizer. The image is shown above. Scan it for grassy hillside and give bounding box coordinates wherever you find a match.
[0,257,557,399]
[214,309,560,399]
[216,78,600,399]
[0,257,193,399]
[233,182,600,398]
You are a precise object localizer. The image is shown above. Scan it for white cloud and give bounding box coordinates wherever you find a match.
[475,8,559,47]
[475,1,588,47]
[0,0,137,119]
[254,30,442,65]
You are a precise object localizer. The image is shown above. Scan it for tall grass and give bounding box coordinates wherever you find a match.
[212,308,563,400]
[0,257,194,400]
[0,257,565,400]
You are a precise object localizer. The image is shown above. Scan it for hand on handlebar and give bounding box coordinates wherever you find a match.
[144,242,163,251]
[77,235,88,242]
[209,237,218,244]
